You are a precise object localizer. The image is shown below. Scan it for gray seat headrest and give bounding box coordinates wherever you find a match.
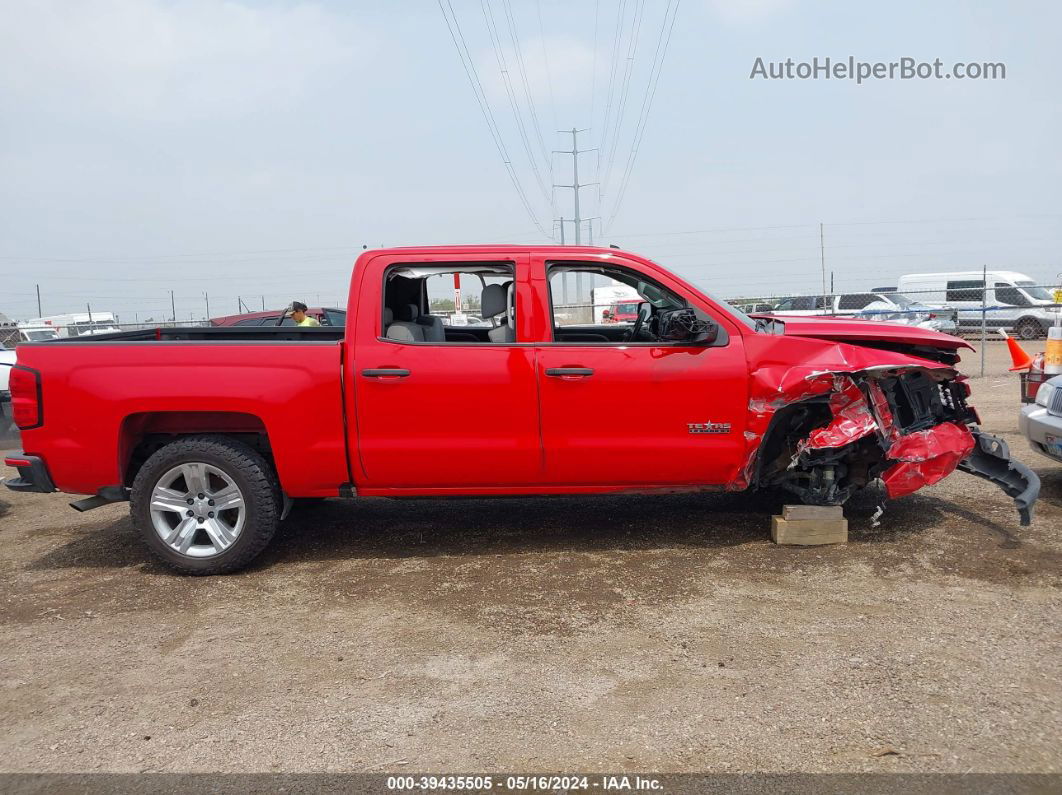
[383,307,394,326]
[399,304,420,322]
[482,284,507,319]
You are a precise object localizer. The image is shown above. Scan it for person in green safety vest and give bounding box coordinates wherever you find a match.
[291,302,320,327]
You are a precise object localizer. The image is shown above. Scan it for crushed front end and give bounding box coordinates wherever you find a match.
[743,340,1039,526]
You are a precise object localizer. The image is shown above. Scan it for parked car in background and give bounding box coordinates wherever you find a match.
[766,293,958,335]
[1020,375,1062,463]
[601,301,640,323]
[210,307,346,327]
[17,324,60,343]
[24,313,121,338]
[735,302,776,314]
[0,342,15,447]
[896,270,1060,339]
[849,292,958,335]
[0,341,15,397]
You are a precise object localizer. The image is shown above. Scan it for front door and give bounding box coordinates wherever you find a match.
[535,258,749,487]
[351,252,541,490]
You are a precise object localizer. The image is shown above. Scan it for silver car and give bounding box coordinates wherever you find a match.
[1020,375,1062,462]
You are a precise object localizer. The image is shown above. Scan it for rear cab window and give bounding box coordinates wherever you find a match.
[380,262,517,344]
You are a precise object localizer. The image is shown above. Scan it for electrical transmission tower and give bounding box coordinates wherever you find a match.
[553,128,597,245]
[553,128,599,305]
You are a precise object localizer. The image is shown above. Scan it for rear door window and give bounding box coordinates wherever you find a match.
[838,293,876,310]
[946,280,985,302]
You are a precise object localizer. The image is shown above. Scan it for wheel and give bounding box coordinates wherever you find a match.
[1015,318,1041,341]
[130,435,280,575]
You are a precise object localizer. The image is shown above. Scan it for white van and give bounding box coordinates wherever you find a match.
[896,271,1059,339]
[16,324,60,342]
[24,313,121,339]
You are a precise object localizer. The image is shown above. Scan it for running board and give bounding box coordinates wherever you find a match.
[957,430,1040,527]
[70,486,130,512]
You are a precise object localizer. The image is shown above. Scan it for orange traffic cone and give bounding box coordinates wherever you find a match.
[1001,330,1034,371]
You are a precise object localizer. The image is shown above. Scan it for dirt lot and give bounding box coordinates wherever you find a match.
[0,342,1059,774]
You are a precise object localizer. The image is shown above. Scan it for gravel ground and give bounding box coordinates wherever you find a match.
[0,342,1058,774]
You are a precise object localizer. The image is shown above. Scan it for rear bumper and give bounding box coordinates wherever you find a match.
[2,452,57,494]
[1019,404,1062,463]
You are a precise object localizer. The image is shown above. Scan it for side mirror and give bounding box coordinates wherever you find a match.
[695,319,719,344]
[659,308,718,344]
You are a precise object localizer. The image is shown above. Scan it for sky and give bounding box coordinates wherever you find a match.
[0,0,1059,321]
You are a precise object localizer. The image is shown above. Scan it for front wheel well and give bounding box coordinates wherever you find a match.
[120,412,273,488]
[1014,316,1046,339]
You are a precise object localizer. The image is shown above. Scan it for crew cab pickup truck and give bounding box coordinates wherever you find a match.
[4,246,1040,574]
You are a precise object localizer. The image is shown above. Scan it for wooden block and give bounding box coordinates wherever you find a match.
[782,504,844,521]
[771,516,848,546]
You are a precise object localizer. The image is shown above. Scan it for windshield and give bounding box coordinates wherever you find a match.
[882,292,914,308]
[615,303,638,314]
[1016,281,1054,301]
[24,330,58,341]
[688,278,758,330]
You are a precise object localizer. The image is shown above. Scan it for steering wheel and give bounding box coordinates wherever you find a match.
[625,302,652,342]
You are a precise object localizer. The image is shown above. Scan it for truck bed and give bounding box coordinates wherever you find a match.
[44,326,347,343]
[13,329,350,497]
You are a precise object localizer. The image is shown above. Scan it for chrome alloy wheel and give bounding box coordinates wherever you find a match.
[149,462,246,558]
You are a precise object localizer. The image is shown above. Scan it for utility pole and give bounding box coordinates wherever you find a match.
[261,296,266,311]
[204,292,210,321]
[36,284,42,317]
[170,290,176,322]
[554,128,598,305]
[558,218,568,304]
[819,223,827,303]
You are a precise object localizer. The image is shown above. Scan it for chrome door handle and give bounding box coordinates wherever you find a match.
[362,368,411,378]
[545,367,594,377]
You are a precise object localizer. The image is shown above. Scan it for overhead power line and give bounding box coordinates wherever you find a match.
[605,0,681,232]
[436,0,550,238]
[589,0,601,133]
[498,0,554,178]
[600,0,647,200]
[480,0,553,208]
[534,0,559,138]
[597,0,629,198]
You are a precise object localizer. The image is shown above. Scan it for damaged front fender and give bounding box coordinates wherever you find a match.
[739,335,1039,526]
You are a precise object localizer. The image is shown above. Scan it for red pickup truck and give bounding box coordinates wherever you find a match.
[4,246,1038,574]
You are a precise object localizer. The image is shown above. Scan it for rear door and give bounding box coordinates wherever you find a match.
[944,278,989,332]
[350,251,541,490]
[532,255,749,487]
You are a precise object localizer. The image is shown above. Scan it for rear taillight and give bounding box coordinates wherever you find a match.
[9,366,42,429]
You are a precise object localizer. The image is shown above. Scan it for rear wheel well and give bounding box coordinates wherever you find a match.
[120,412,273,488]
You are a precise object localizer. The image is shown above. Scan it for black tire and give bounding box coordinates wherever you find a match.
[130,434,280,575]
[1015,318,1041,341]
